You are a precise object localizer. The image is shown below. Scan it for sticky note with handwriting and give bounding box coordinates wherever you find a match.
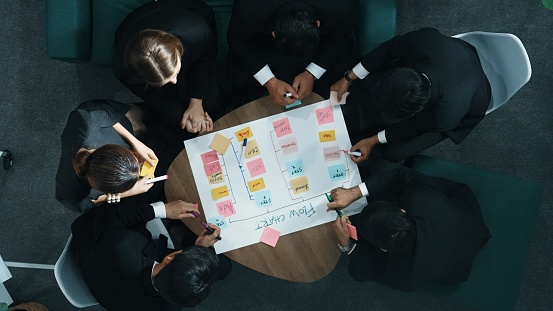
[216,199,236,217]
[318,130,336,143]
[260,227,281,247]
[210,133,231,154]
[246,158,266,178]
[290,176,309,194]
[272,118,293,137]
[201,150,219,165]
[234,126,253,142]
[279,136,299,155]
[328,164,346,181]
[247,178,266,193]
[208,171,225,184]
[203,161,222,176]
[285,159,304,178]
[323,146,341,162]
[208,216,227,229]
[211,185,229,200]
[245,139,260,158]
[254,189,273,207]
[316,106,334,125]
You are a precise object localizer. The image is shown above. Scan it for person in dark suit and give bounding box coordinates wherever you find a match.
[71,200,230,310]
[334,28,491,162]
[55,99,170,213]
[113,0,220,141]
[226,0,358,106]
[327,166,491,291]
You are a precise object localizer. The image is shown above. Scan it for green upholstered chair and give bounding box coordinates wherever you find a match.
[408,155,542,311]
[45,0,397,67]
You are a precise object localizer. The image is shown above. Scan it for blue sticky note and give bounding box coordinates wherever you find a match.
[328,164,347,181]
[254,189,273,207]
[208,216,228,229]
[285,159,305,178]
[285,100,302,109]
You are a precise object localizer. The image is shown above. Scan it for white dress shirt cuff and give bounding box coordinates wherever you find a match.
[358,183,369,197]
[253,65,275,86]
[352,62,370,80]
[377,130,387,144]
[305,62,326,80]
[151,201,166,219]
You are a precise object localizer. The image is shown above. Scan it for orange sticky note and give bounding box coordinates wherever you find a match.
[260,227,281,247]
[247,178,266,193]
[208,171,225,184]
[140,159,158,177]
[290,176,309,194]
[211,185,229,200]
[347,223,358,240]
[235,126,253,142]
[245,139,260,158]
[210,133,231,154]
[318,130,336,142]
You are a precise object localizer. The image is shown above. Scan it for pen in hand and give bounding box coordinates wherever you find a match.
[325,192,349,223]
[201,221,222,240]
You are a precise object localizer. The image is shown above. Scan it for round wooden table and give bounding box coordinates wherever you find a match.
[165,93,341,283]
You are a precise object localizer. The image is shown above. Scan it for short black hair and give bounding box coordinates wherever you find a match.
[370,67,432,123]
[358,201,415,252]
[274,9,319,63]
[153,246,219,307]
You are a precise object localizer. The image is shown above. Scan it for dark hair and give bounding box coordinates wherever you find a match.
[72,144,142,193]
[124,29,184,88]
[370,67,431,123]
[154,246,219,307]
[274,10,319,62]
[358,201,414,252]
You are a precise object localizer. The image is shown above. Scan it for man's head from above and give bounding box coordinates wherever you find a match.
[371,67,432,123]
[73,144,142,194]
[153,246,219,308]
[273,9,320,63]
[359,201,415,253]
[125,29,184,88]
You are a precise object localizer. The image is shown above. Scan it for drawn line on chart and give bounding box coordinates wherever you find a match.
[219,141,238,204]
[229,140,254,200]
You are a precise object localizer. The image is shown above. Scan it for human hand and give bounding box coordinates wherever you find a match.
[350,136,379,164]
[327,186,362,211]
[330,77,350,102]
[181,99,211,133]
[130,139,158,166]
[120,174,154,198]
[333,215,352,247]
[164,200,199,220]
[195,224,221,247]
[292,70,315,100]
[265,77,298,106]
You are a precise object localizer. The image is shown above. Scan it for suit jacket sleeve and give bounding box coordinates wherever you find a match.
[363,167,421,203]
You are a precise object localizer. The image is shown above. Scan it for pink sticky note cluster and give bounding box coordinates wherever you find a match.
[201,150,219,165]
[260,227,281,247]
[203,161,222,176]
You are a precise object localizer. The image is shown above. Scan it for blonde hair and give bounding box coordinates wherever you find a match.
[125,29,184,88]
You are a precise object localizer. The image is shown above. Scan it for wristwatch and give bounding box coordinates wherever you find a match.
[338,240,355,253]
[344,70,354,85]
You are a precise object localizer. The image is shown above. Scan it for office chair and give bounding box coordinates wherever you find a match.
[453,31,532,114]
[0,150,12,170]
[54,235,98,308]
[54,219,173,308]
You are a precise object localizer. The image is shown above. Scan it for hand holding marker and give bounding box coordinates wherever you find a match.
[188,207,222,240]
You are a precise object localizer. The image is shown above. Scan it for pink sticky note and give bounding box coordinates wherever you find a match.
[260,227,281,247]
[201,150,219,165]
[330,91,350,105]
[203,161,222,176]
[347,223,358,240]
[323,146,341,162]
[216,200,236,217]
[272,118,293,137]
[246,158,267,177]
[316,107,335,125]
[279,136,299,155]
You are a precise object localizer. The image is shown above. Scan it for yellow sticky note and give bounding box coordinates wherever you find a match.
[208,171,225,184]
[210,133,231,154]
[290,176,309,194]
[247,178,266,193]
[318,130,336,142]
[245,139,260,158]
[140,159,158,177]
[211,185,229,200]
[235,126,253,142]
